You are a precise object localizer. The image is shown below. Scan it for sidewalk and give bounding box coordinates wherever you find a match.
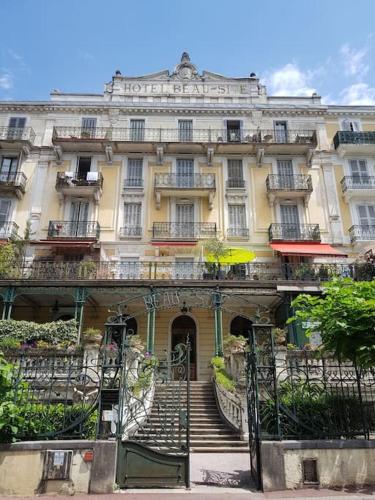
[1,487,374,500]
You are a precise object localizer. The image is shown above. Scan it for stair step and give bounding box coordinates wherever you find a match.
[191,446,249,453]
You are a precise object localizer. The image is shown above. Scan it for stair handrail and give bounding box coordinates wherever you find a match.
[212,377,248,441]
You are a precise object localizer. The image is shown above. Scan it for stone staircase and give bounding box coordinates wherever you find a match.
[133,381,248,453]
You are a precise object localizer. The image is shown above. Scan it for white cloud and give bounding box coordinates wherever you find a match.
[265,63,316,97]
[340,83,375,105]
[0,73,12,90]
[340,44,369,78]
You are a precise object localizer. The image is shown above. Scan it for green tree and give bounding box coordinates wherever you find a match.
[288,278,375,368]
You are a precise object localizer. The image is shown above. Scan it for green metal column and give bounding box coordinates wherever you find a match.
[2,286,16,319]
[146,297,156,353]
[214,291,223,356]
[74,287,89,344]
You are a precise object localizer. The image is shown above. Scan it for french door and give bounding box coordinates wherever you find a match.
[130,120,145,141]
[70,201,89,237]
[8,117,26,140]
[274,121,288,143]
[178,120,193,142]
[350,160,370,186]
[280,204,300,239]
[0,157,19,182]
[176,159,194,187]
[0,199,11,236]
[81,118,97,138]
[176,203,194,237]
[357,205,375,238]
[277,160,294,189]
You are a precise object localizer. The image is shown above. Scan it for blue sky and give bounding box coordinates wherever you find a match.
[1,0,375,104]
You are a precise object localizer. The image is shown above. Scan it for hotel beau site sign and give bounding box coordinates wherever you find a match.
[104,52,266,100]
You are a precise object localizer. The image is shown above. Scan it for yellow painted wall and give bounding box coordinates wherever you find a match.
[325,121,339,144]
[334,164,352,234]
[98,161,121,233]
[251,164,272,232]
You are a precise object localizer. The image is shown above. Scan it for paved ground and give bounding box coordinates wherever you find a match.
[1,489,374,499]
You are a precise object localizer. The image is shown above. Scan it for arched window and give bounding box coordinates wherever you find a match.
[123,315,137,336]
[230,315,253,338]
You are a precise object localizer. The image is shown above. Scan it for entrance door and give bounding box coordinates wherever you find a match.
[171,315,197,380]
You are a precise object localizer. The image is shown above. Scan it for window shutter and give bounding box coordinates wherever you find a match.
[0,199,11,223]
[124,203,141,226]
[280,205,299,224]
[128,159,143,186]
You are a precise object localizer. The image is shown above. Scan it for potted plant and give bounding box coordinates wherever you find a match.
[82,327,102,345]
[272,327,286,345]
[223,334,247,355]
[127,334,144,353]
[78,260,97,279]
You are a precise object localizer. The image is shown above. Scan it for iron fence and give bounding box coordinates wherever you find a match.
[0,260,373,282]
[266,174,313,192]
[56,172,103,189]
[341,176,375,192]
[0,221,19,240]
[47,220,100,239]
[334,130,375,148]
[152,222,217,239]
[52,126,317,146]
[0,126,36,143]
[269,223,321,241]
[154,173,215,189]
[349,224,375,242]
[256,348,375,440]
[0,172,27,191]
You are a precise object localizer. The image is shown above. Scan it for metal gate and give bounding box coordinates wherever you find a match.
[97,314,191,489]
[245,324,275,491]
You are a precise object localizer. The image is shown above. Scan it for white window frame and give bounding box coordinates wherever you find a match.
[341,118,362,132]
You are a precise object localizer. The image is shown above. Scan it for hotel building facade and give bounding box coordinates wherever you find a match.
[0,53,374,380]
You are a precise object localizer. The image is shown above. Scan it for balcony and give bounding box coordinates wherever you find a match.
[123,178,144,190]
[0,127,36,151]
[0,172,27,198]
[152,222,217,241]
[333,131,375,156]
[119,226,142,239]
[154,173,216,209]
[227,227,249,239]
[269,223,321,242]
[340,176,375,202]
[47,221,100,240]
[55,172,103,201]
[4,260,370,283]
[349,225,375,243]
[0,221,19,240]
[266,174,313,205]
[52,126,317,157]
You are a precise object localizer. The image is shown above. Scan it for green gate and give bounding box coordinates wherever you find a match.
[98,314,191,489]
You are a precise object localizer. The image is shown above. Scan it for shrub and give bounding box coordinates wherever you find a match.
[210,356,235,392]
[0,319,78,346]
[223,334,247,354]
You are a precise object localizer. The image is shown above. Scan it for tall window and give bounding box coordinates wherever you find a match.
[176,159,194,187]
[342,119,361,132]
[357,205,375,227]
[277,159,294,189]
[178,120,193,142]
[227,159,244,188]
[0,157,19,181]
[274,121,288,142]
[8,117,26,140]
[81,117,97,138]
[349,159,369,185]
[126,159,143,187]
[176,203,194,237]
[226,120,241,142]
[124,203,142,236]
[228,204,247,237]
[130,120,145,141]
[70,201,89,236]
[0,199,11,236]
[280,204,300,239]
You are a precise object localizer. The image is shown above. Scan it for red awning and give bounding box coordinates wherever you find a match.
[32,240,95,248]
[152,242,196,247]
[270,243,347,257]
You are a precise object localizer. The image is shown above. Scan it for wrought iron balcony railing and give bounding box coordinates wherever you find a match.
[154,173,216,189]
[0,126,36,144]
[333,130,375,149]
[0,172,27,192]
[124,178,144,188]
[341,176,375,192]
[266,174,313,192]
[0,221,19,240]
[269,223,321,241]
[226,178,245,189]
[349,225,375,242]
[119,226,142,238]
[47,221,100,239]
[1,261,371,283]
[52,126,317,146]
[152,222,217,239]
[227,227,249,238]
[56,172,103,189]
